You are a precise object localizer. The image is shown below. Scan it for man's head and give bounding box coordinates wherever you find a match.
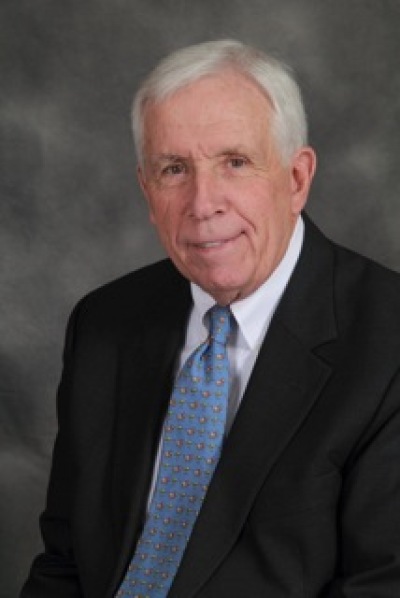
[133,40,316,305]
[132,40,308,167]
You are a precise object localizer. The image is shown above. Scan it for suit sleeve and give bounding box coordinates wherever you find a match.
[325,368,400,596]
[20,301,84,598]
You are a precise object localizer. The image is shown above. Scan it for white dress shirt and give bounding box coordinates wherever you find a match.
[146,217,304,505]
[179,215,304,434]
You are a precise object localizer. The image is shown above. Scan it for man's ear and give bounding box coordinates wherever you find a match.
[290,146,317,215]
[137,165,156,224]
[137,165,148,197]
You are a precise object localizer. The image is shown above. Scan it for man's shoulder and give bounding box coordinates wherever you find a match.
[318,225,400,347]
[306,214,400,301]
[332,236,400,307]
[87,258,186,300]
[70,259,190,333]
[303,215,400,338]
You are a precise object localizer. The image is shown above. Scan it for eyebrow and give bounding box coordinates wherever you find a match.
[147,146,252,168]
[215,147,249,156]
[148,154,187,165]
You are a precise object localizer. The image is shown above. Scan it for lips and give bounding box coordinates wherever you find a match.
[191,233,242,249]
[195,240,226,248]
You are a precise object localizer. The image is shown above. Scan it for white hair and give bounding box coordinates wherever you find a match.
[132,39,308,166]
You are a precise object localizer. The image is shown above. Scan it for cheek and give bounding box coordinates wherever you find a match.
[243,187,293,248]
[238,185,274,232]
[148,195,182,245]
[147,193,170,225]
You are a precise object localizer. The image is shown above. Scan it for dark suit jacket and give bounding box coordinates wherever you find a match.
[21,216,400,597]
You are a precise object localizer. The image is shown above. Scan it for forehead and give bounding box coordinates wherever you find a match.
[142,71,274,155]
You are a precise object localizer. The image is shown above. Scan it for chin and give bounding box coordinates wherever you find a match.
[202,277,246,301]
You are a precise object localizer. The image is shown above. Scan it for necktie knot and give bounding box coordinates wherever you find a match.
[208,305,232,346]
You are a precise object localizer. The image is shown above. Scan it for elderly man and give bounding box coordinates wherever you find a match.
[21,40,400,597]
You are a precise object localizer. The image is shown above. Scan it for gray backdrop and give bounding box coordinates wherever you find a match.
[1,1,399,596]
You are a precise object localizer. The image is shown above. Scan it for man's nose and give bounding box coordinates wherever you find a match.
[188,165,225,220]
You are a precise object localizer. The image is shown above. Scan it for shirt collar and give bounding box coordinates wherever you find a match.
[190,216,304,350]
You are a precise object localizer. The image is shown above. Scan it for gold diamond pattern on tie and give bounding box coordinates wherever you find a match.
[116,305,232,598]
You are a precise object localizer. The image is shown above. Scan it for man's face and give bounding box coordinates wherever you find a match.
[138,70,315,305]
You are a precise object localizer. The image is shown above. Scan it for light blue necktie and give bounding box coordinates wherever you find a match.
[116,305,232,598]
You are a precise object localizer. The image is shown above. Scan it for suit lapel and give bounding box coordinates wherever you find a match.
[106,268,192,595]
[169,216,339,597]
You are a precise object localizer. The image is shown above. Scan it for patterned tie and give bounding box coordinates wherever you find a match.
[116,305,232,598]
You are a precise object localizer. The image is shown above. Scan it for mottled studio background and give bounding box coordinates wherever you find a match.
[1,1,400,596]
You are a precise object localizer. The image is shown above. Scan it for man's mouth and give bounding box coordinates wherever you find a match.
[195,241,226,248]
[191,233,242,250]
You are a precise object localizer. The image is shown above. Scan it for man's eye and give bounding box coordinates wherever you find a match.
[229,156,247,169]
[162,163,185,176]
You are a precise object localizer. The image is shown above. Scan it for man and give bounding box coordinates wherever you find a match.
[21,40,400,597]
